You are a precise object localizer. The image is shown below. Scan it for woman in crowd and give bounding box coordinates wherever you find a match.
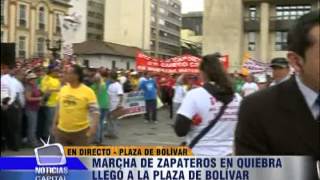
[174,53,242,156]
[25,73,42,147]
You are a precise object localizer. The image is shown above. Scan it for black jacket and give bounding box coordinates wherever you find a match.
[235,76,319,179]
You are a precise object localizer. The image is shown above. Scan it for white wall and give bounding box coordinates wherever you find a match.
[77,54,135,70]
[104,0,151,50]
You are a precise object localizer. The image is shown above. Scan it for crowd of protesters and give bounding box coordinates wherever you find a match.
[0,54,288,151]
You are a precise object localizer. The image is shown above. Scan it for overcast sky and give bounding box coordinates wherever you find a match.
[181,0,204,13]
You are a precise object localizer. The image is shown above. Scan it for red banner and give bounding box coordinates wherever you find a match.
[136,52,229,73]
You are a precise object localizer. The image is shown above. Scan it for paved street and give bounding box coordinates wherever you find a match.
[1,108,184,156]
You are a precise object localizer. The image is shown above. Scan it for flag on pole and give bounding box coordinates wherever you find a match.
[241,52,270,74]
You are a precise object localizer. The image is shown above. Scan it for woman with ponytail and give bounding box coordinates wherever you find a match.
[174,53,242,156]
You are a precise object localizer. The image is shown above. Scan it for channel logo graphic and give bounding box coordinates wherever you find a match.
[34,136,66,166]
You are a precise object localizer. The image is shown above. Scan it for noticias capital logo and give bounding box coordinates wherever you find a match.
[34,136,68,180]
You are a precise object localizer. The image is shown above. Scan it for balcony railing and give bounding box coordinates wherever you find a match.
[243,16,260,22]
[159,13,181,27]
[269,15,303,21]
[39,23,45,31]
[158,24,180,36]
[269,16,299,31]
[19,19,27,28]
[158,0,181,16]
[159,36,180,46]
[158,47,180,56]
[243,16,260,32]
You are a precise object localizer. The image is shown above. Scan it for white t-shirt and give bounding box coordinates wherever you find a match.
[0,74,17,106]
[173,85,186,103]
[108,82,124,111]
[11,77,25,107]
[241,82,259,96]
[177,87,242,156]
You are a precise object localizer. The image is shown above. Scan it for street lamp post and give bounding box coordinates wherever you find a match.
[46,38,62,63]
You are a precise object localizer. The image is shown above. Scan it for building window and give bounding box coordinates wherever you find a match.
[276,5,311,20]
[248,6,257,20]
[248,32,256,51]
[55,14,61,34]
[19,4,27,27]
[158,18,165,25]
[150,40,155,47]
[38,7,45,30]
[96,35,102,39]
[83,59,89,68]
[37,37,45,57]
[159,8,166,14]
[151,3,156,12]
[18,36,26,58]
[275,31,288,51]
[112,61,116,69]
[1,0,4,25]
[151,16,156,23]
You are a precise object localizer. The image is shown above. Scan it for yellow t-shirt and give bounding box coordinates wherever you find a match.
[57,84,97,132]
[40,75,61,107]
[131,78,139,89]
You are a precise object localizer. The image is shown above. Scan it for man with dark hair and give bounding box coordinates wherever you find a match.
[139,72,158,123]
[269,57,291,86]
[235,10,319,178]
[52,65,99,145]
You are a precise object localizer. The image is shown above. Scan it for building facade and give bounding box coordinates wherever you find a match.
[73,40,139,69]
[203,0,319,71]
[1,0,71,59]
[64,0,105,44]
[104,0,182,59]
[182,11,203,36]
[86,0,104,40]
[181,11,203,56]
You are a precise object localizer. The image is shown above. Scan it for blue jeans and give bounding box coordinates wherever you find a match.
[105,110,118,137]
[96,108,108,143]
[25,110,38,144]
[43,106,56,140]
[145,99,157,121]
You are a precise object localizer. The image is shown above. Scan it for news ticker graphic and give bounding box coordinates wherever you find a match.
[0,146,318,180]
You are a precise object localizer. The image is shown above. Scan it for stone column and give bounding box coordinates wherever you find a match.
[29,6,36,57]
[8,0,17,43]
[259,2,270,62]
[48,11,54,40]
